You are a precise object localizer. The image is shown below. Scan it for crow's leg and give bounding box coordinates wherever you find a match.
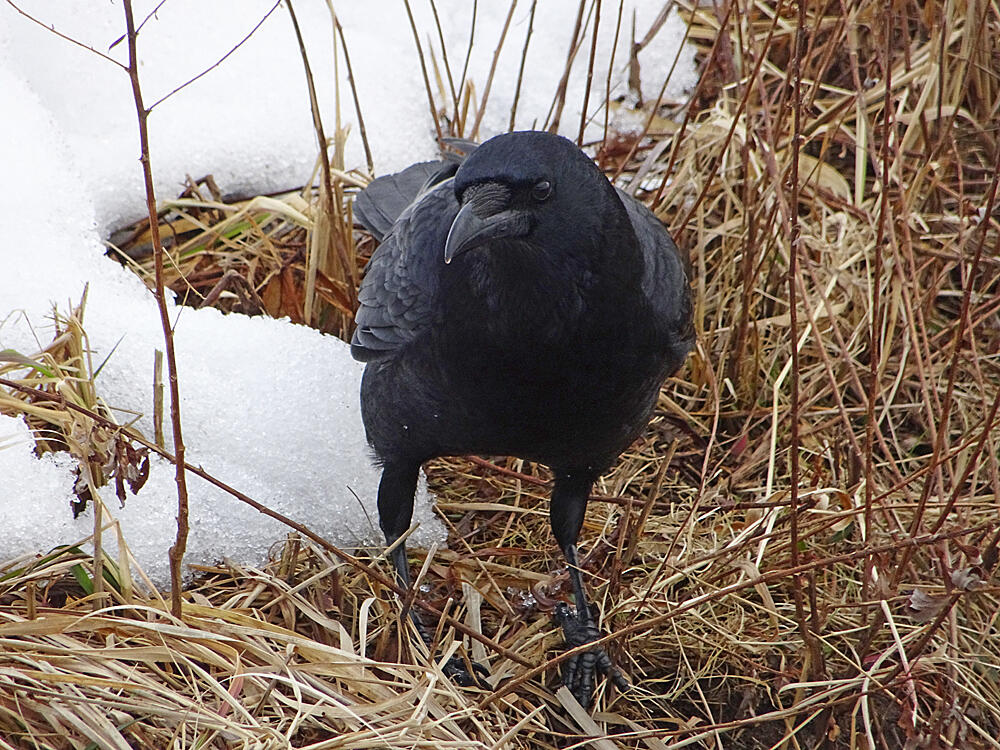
[377,460,420,590]
[377,460,489,687]
[550,469,630,708]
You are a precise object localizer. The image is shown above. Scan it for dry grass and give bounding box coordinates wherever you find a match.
[2,0,1000,747]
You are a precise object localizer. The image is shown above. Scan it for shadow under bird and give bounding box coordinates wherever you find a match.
[351,130,694,709]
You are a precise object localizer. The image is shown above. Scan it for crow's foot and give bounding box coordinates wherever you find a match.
[410,611,490,688]
[554,602,629,709]
[442,653,491,688]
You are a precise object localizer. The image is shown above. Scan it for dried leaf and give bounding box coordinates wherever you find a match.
[951,567,984,591]
[906,589,949,623]
[130,454,151,494]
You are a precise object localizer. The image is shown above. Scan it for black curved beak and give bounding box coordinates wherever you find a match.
[444,202,531,264]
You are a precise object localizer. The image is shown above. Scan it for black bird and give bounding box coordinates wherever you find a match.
[351,131,694,708]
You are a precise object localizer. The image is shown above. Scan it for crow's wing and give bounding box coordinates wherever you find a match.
[355,160,459,242]
[618,190,696,363]
[351,179,458,362]
[354,140,478,242]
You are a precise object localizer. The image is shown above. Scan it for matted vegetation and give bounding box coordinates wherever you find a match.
[2,0,999,747]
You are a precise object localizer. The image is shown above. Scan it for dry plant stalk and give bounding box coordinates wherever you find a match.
[121,0,189,621]
[2,0,1000,747]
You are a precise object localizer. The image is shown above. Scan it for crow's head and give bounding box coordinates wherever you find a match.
[444,131,625,263]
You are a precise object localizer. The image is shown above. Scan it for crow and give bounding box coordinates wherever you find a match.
[351,131,694,708]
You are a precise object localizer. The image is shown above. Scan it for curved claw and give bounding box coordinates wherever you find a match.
[410,608,490,689]
[442,653,491,688]
[554,602,629,708]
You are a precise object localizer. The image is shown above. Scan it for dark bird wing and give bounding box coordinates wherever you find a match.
[354,160,459,242]
[617,189,696,366]
[353,140,477,241]
[351,179,457,362]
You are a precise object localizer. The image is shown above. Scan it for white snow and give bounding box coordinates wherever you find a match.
[0,1,694,588]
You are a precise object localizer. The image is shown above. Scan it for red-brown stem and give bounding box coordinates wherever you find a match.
[470,0,518,140]
[545,0,586,134]
[122,0,189,620]
[401,0,445,146]
[481,521,997,707]
[577,0,601,146]
[925,147,1000,535]
[333,15,374,175]
[456,0,478,127]
[427,0,459,119]
[509,0,537,133]
[862,0,892,612]
[614,8,701,188]
[890,8,1000,589]
[787,0,820,678]
[655,0,776,219]
[600,0,624,149]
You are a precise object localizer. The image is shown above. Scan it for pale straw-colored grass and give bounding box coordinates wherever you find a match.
[3,0,999,747]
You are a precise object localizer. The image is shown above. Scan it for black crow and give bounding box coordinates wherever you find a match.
[351,131,694,708]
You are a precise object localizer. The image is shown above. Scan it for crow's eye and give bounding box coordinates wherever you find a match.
[531,180,552,202]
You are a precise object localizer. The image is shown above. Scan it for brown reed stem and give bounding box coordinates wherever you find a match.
[122,0,189,620]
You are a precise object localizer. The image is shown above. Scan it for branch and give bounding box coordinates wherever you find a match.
[121,0,190,620]
[4,0,127,69]
[482,519,998,707]
[146,0,282,111]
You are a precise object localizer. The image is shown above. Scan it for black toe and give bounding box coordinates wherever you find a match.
[442,654,491,687]
[554,602,629,707]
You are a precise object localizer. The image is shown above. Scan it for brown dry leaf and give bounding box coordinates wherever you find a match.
[905,589,950,623]
[950,567,985,591]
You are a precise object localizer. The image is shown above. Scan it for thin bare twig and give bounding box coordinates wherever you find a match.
[456,0,478,127]
[787,0,821,680]
[545,0,588,133]
[647,0,741,205]
[509,0,537,132]
[577,0,601,146]
[402,0,445,146]
[601,0,625,149]
[428,0,459,120]
[331,10,374,174]
[4,0,126,69]
[147,0,282,111]
[121,0,189,620]
[135,1,169,36]
[470,0,518,140]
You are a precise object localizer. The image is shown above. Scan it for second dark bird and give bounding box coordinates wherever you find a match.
[351,130,694,709]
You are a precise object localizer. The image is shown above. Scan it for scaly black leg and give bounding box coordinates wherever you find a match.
[377,459,420,589]
[377,460,489,687]
[550,469,630,708]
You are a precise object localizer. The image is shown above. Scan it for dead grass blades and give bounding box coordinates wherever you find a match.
[2,0,1000,747]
